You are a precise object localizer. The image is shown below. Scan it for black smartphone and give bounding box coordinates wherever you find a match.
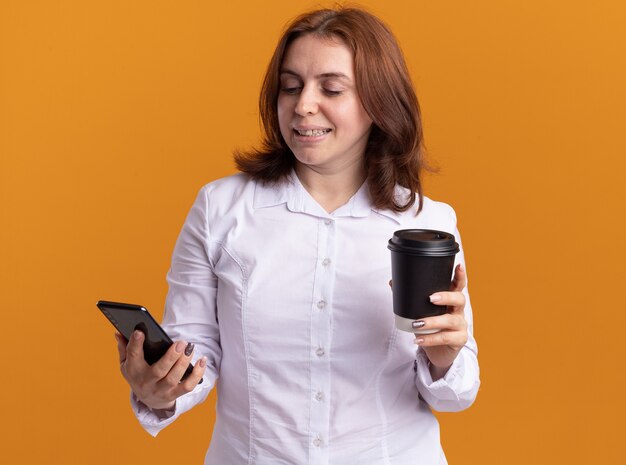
[97,300,201,384]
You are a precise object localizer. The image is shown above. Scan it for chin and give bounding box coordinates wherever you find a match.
[292,150,326,167]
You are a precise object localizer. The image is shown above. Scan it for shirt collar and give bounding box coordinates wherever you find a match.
[253,171,403,224]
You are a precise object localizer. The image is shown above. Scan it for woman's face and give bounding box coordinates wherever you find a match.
[277,34,373,175]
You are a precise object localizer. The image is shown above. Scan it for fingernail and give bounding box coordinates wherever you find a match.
[133,330,142,340]
[412,320,425,329]
[429,294,442,303]
[184,342,194,357]
[414,338,424,345]
[199,357,207,368]
[459,263,465,272]
[175,341,185,353]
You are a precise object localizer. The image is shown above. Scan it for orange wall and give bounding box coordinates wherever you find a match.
[1,1,625,463]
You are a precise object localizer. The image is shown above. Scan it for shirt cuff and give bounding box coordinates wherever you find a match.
[130,373,214,437]
[414,347,480,412]
[130,392,181,437]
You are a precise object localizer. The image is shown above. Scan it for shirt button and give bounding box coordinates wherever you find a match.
[322,258,331,266]
[315,391,324,401]
[317,300,326,309]
[313,437,322,447]
[324,219,332,226]
[315,347,325,357]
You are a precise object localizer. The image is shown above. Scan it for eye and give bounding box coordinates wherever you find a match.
[321,79,346,96]
[280,75,302,95]
[280,86,302,95]
[324,89,343,96]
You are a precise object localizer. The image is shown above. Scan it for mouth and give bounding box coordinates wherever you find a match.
[293,128,332,137]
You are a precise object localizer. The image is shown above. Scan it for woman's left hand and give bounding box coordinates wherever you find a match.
[414,264,468,379]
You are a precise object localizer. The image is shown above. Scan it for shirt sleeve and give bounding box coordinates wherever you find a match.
[131,186,221,436]
[414,208,480,412]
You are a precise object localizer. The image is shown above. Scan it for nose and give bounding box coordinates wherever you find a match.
[295,85,319,116]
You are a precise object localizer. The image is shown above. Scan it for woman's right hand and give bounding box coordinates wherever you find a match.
[115,330,207,411]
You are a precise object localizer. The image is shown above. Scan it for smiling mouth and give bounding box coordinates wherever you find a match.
[294,128,332,136]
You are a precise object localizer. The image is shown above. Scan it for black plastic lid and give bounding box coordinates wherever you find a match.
[388,229,459,257]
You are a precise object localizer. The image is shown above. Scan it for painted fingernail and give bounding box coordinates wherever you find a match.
[412,320,425,329]
[175,341,185,353]
[429,294,442,303]
[198,357,207,368]
[184,342,194,357]
[414,338,424,345]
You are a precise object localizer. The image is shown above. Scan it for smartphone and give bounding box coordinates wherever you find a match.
[97,300,201,383]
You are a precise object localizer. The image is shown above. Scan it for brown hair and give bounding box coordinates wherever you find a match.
[234,6,428,212]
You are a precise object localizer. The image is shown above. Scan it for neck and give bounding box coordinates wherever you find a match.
[295,161,367,213]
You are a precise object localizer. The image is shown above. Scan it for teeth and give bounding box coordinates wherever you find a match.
[296,129,329,136]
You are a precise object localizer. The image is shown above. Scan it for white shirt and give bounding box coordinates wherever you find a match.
[132,172,480,465]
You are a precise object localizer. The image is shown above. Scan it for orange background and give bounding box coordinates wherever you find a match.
[1,1,624,463]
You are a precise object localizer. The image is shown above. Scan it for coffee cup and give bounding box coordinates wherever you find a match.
[388,229,459,334]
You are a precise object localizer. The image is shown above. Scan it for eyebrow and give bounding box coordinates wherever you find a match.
[280,69,352,81]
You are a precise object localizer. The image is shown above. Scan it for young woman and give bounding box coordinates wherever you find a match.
[116,7,480,464]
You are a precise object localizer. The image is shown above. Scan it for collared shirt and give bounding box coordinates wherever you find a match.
[132,172,480,465]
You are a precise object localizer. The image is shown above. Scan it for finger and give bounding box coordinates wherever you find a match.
[388,280,392,288]
[428,291,466,309]
[115,332,128,364]
[150,340,188,381]
[162,343,196,387]
[412,313,466,332]
[123,330,149,378]
[175,356,208,396]
[450,263,467,292]
[125,330,146,362]
[414,329,468,348]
